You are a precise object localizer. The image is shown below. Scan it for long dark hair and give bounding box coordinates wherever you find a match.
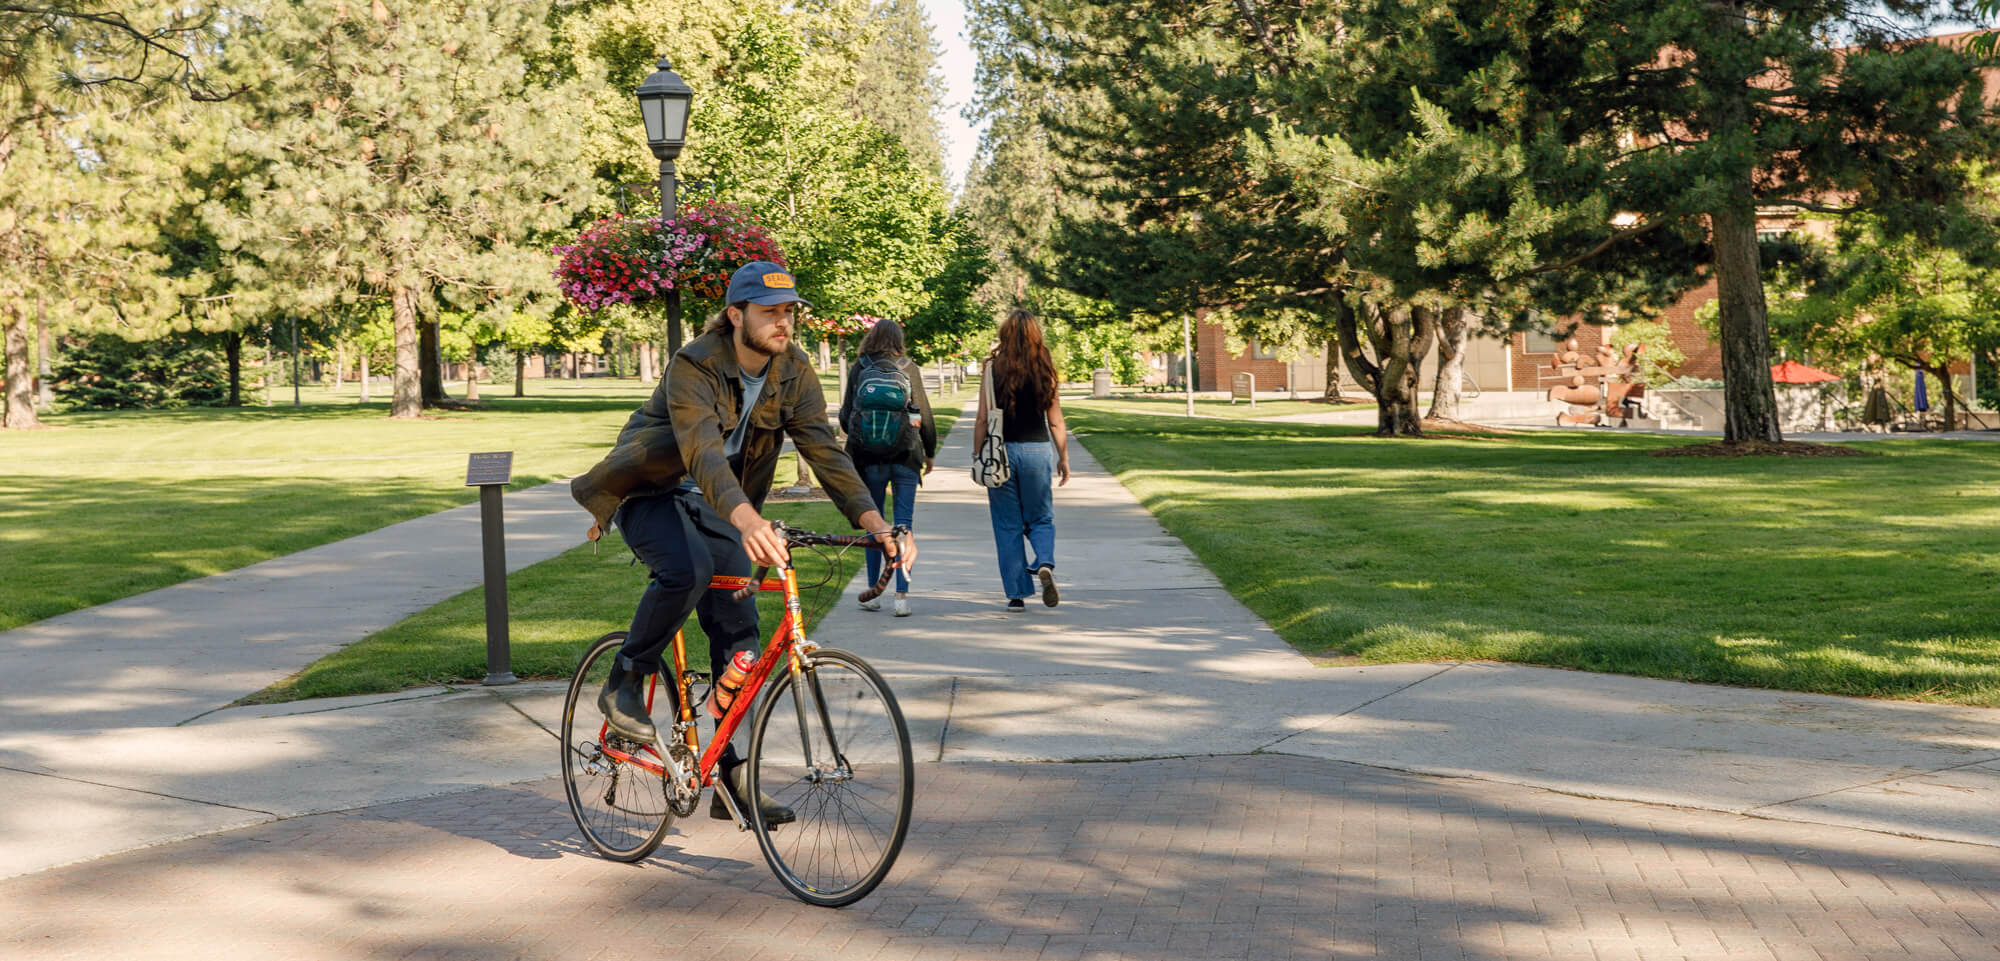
[991,308,1056,412]
[703,302,747,336]
[858,318,906,359]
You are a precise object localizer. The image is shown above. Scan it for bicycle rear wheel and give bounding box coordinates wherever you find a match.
[561,631,674,862]
[746,648,914,907]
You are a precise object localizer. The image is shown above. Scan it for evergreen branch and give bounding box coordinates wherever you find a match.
[1229,0,1288,75]
[1521,218,1672,276]
[1,4,239,101]
[1764,197,1863,215]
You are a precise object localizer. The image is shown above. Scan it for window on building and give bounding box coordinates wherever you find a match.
[1249,338,1277,360]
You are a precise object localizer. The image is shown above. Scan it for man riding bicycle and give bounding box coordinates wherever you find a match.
[570,261,914,825]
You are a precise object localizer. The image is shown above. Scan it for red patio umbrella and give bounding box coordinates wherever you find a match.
[1770,360,1842,383]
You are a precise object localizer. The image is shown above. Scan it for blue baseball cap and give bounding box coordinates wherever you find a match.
[725,261,811,307]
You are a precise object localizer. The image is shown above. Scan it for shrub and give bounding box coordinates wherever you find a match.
[52,333,229,410]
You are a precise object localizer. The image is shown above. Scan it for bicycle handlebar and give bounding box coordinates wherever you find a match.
[731,522,912,603]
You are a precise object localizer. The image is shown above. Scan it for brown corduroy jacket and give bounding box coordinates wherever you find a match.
[570,329,876,535]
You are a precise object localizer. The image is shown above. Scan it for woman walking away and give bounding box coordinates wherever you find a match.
[841,319,938,616]
[976,308,1070,612]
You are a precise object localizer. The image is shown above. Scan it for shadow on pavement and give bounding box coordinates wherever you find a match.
[6,757,1997,961]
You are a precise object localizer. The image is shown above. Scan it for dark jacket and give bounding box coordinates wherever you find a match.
[570,329,877,534]
[839,355,939,475]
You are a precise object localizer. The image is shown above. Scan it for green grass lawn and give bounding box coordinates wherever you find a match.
[235,400,960,702]
[1069,393,1370,420]
[244,500,871,702]
[0,380,666,630]
[0,370,952,632]
[1066,408,2000,706]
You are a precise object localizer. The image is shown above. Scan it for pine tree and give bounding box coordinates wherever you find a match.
[969,0,1417,428]
[1271,0,1997,444]
[851,0,950,180]
[2,74,192,427]
[206,0,592,419]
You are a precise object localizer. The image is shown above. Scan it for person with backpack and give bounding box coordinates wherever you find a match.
[840,319,938,616]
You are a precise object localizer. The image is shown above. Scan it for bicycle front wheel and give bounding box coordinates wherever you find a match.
[561,631,674,862]
[746,648,914,907]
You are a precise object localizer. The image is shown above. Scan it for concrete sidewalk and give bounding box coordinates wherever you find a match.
[2,399,1997,893]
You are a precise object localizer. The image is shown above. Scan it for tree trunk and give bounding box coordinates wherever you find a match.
[1323,338,1344,401]
[35,318,53,411]
[514,350,525,397]
[391,284,422,419]
[1426,308,1470,422]
[1333,297,1431,436]
[3,312,42,429]
[360,352,372,403]
[225,330,242,406]
[1710,201,1783,443]
[419,318,445,405]
[331,343,345,393]
[1375,306,1436,435]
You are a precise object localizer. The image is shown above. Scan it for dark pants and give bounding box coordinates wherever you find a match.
[614,490,762,689]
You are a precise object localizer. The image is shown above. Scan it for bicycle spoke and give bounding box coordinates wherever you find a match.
[561,632,674,862]
[747,649,912,907]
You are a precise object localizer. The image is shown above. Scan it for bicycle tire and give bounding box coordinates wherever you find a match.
[561,631,674,862]
[746,648,914,907]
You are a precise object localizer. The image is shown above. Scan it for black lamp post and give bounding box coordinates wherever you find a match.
[636,57,695,354]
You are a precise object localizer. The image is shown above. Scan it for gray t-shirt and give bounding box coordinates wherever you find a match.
[724,363,770,461]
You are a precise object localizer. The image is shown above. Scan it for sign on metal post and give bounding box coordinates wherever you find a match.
[465,452,517,685]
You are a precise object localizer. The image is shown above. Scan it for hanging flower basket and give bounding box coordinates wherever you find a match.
[803,313,884,339]
[551,200,786,313]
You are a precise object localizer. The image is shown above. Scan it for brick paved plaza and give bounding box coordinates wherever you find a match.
[7,755,1996,960]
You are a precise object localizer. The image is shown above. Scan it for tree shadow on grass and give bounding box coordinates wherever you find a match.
[0,475,497,631]
[1069,408,2000,704]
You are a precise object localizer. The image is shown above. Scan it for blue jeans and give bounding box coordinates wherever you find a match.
[861,461,920,594]
[986,440,1056,600]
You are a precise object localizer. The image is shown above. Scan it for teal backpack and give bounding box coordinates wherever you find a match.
[851,357,913,455]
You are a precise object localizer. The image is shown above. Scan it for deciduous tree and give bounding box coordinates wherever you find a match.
[207,0,591,419]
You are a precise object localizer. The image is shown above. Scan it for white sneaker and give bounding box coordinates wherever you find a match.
[893,598,911,617]
[859,598,882,612]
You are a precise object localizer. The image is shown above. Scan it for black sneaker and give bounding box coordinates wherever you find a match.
[1006,598,1026,613]
[1037,566,1059,607]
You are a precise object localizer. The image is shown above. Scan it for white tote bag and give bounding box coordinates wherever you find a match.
[970,365,1011,488]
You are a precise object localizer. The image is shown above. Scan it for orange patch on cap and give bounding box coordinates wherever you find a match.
[763,272,795,289]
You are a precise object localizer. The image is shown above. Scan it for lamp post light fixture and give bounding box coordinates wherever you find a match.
[635,57,695,354]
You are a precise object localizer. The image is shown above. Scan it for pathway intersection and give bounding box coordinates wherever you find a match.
[3,402,1996,959]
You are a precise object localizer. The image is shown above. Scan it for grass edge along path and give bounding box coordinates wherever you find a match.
[245,501,867,703]
[1065,403,2000,707]
[0,382,661,631]
[250,400,962,703]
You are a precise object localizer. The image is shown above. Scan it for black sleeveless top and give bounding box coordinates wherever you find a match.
[990,359,1052,443]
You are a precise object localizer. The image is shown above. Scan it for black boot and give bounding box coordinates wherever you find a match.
[595,664,657,743]
[710,761,796,825]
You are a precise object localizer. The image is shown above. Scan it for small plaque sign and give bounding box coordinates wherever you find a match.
[1231,372,1256,406]
[465,451,514,487]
